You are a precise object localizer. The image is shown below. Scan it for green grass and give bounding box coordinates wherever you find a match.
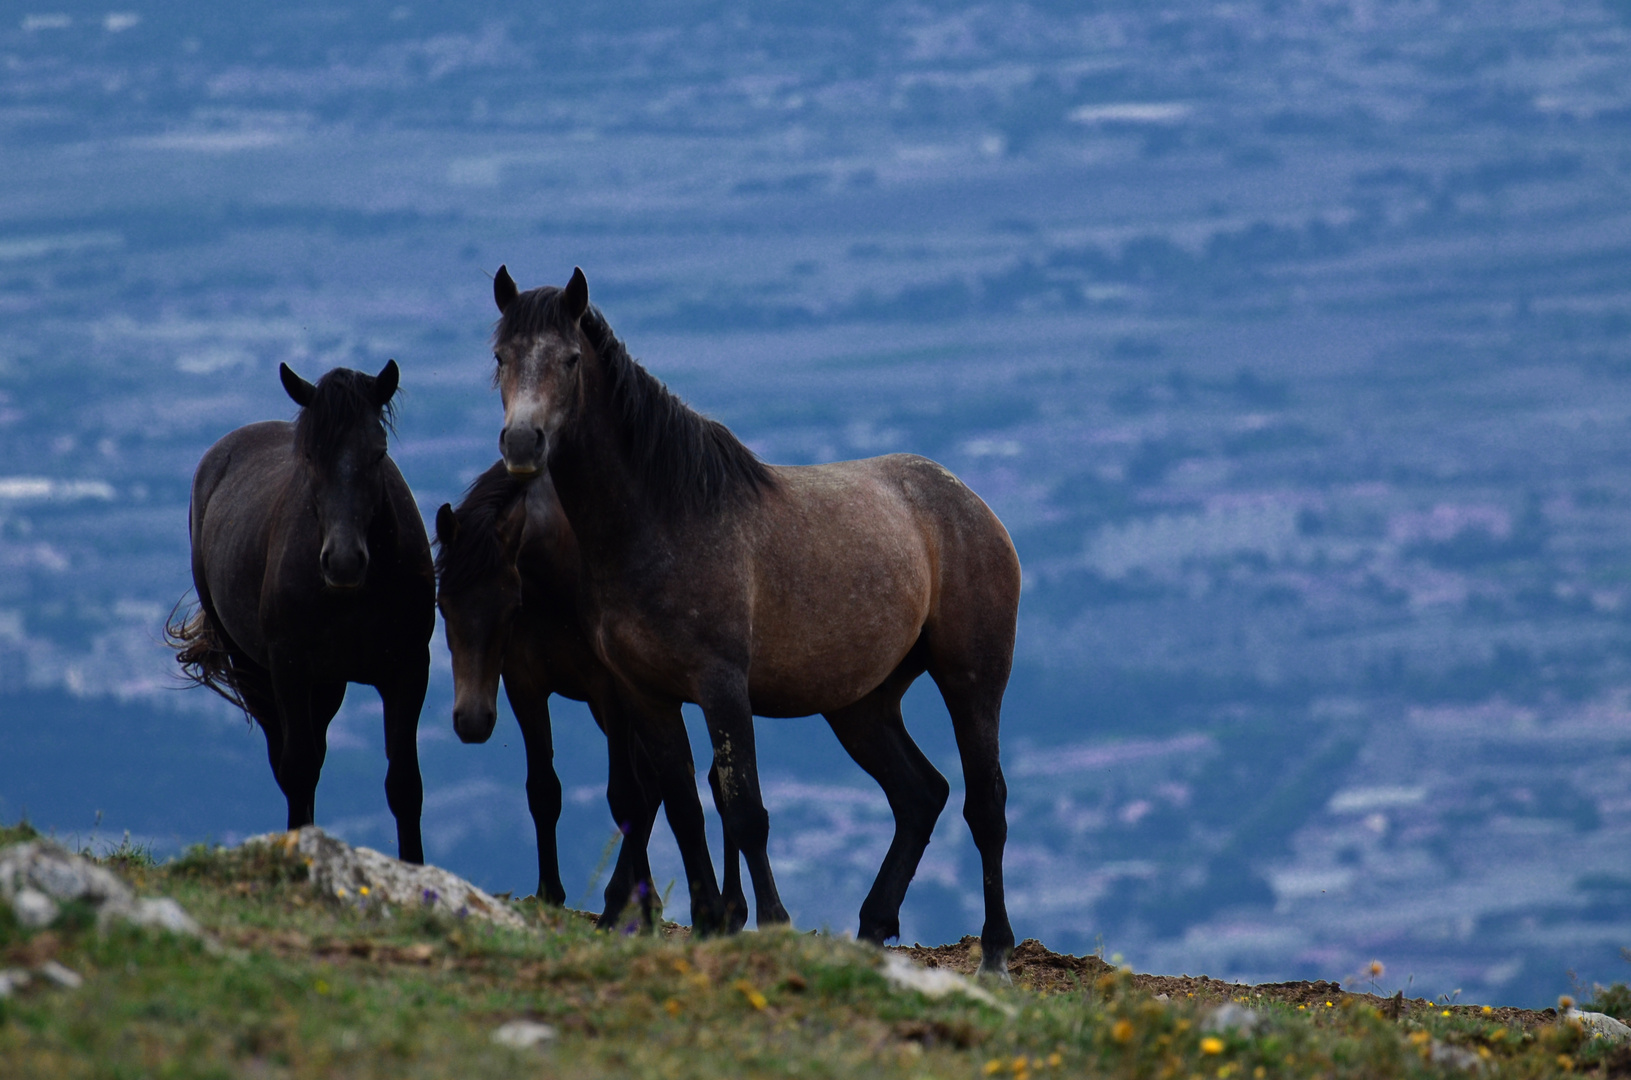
[0,827,1618,1078]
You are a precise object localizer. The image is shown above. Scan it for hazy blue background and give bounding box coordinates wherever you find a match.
[3,1,1631,1007]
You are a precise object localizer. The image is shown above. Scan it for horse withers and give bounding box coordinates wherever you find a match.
[433,462,751,928]
[490,266,1021,978]
[171,361,434,862]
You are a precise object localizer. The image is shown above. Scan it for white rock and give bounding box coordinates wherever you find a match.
[0,840,200,937]
[132,897,202,936]
[492,1020,557,1049]
[1427,1040,1483,1071]
[879,953,1016,1016]
[12,887,59,929]
[1566,1008,1631,1042]
[0,968,30,998]
[1203,1002,1263,1035]
[247,827,527,932]
[36,960,83,989]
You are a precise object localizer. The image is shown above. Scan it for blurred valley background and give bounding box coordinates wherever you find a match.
[3,0,1631,1007]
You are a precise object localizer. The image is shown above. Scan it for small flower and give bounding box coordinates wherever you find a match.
[1325,1001,1333,1008]
[1482,1005,1493,1015]
[1111,1019,1134,1043]
[358,886,370,897]
[1441,1009,1451,1017]
[733,979,767,1010]
[335,886,348,899]
[1200,1036,1225,1055]
[1559,995,1575,1011]
[1046,1052,1063,1067]
[1368,961,1384,978]
[663,998,682,1017]
[983,1060,1004,1076]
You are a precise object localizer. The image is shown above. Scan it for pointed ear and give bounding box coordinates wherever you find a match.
[280,363,316,407]
[373,359,400,406]
[562,267,589,322]
[434,503,458,549]
[494,265,519,314]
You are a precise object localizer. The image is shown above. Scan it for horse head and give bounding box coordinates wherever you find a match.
[491,264,589,477]
[434,476,528,743]
[280,360,399,591]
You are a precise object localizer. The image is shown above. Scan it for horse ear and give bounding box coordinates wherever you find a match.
[434,503,458,548]
[562,267,589,322]
[374,359,400,406]
[494,265,519,314]
[279,363,316,407]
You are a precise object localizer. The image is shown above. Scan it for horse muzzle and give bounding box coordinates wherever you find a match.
[320,540,369,591]
[452,700,497,744]
[500,423,547,476]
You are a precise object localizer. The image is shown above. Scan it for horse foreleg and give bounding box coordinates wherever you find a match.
[624,701,727,936]
[506,677,565,904]
[824,690,949,945]
[700,673,789,929]
[708,762,748,933]
[593,696,665,929]
[379,656,427,865]
[268,657,327,831]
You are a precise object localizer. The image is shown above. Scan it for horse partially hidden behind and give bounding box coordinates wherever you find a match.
[489,266,1021,978]
[170,361,434,862]
[432,462,749,926]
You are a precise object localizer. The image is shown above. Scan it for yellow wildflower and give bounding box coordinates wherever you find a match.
[358,885,370,896]
[1199,1036,1225,1055]
[1111,1019,1134,1043]
[983,1060,1005,1076]
[1368,961,1384,978]
[732,979,767,1010]
[1482,1005,1493,1015]
[1047,1052,1063,1067]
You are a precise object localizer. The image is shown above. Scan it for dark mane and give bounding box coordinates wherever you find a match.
[435,461,529,593]
[495,286,776,519]
[294,367,395,460]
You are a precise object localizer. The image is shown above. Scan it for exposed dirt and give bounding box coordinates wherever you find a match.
[891,936,1558,1029]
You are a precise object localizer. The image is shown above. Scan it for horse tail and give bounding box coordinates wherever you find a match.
[165,597,258,723]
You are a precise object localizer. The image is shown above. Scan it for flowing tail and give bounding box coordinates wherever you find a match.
[165,597,260,722]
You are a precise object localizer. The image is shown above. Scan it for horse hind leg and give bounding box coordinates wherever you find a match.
[824,686,950,945]
[927,632,1016,982]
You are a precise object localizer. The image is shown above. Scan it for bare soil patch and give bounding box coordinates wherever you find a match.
[891,936,1557,1029]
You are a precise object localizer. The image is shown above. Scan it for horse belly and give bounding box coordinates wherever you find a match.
[746,542,930,717]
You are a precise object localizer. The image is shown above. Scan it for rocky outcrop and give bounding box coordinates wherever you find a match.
[247,827,527,932]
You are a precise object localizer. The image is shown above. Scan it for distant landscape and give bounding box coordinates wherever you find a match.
[3,1,1631,1008]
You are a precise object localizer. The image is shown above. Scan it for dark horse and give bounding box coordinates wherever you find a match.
[432,462,749,926]
[171,361,434,862]
[489,266,1021,977]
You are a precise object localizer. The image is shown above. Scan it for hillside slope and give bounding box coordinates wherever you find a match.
[0,824,1612,1078]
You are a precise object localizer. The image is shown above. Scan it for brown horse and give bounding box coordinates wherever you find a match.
[489,266,1021,977]
[433,462,749,928]
[171,362,434,861]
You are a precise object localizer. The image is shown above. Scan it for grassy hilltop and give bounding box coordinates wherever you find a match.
[0,822,1620,1079]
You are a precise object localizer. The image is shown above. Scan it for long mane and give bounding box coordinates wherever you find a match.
[495,286,777,519]
[294,367,395,461]
[435,461,528,593]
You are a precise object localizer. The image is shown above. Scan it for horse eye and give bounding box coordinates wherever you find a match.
[565,352,580,368]
[493,352,504,367]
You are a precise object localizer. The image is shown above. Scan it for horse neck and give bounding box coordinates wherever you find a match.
[544,350,653,560]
